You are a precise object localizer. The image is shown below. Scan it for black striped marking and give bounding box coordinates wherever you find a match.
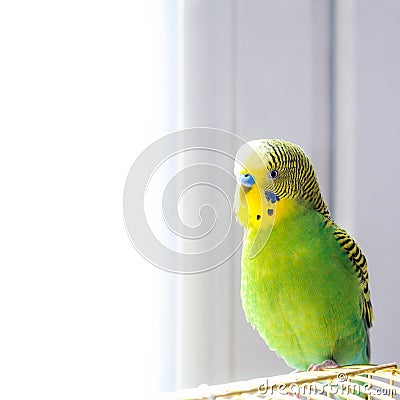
[261,139,373,330]
[333,226,373,328]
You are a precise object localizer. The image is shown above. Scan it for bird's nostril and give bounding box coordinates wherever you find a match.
[239,173,255,187]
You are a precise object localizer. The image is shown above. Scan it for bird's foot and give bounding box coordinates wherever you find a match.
[307,359,339,371]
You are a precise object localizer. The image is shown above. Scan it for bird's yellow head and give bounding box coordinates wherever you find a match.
[234,139,329,230]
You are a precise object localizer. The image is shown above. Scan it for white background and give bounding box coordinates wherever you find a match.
[0,1,167,398]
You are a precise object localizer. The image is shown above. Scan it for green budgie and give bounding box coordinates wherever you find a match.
[234,139,373,371]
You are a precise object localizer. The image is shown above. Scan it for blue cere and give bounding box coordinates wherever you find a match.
[265,190,280,204]
[239,173,255,188]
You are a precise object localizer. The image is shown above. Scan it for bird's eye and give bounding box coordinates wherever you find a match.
[269,170,279,179]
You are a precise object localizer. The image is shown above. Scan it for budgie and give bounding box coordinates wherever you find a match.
[234,139,373,371]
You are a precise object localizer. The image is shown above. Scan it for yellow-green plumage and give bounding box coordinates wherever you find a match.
[234,139,372,371]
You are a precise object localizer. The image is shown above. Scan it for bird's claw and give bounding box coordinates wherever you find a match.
[307,359,339,371]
